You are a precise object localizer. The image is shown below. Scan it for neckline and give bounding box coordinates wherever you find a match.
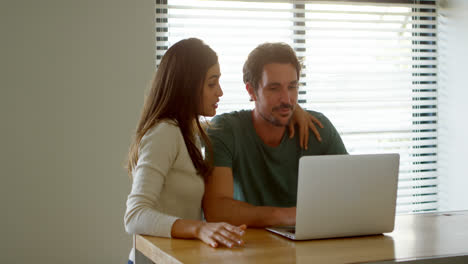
[244,110,289,151]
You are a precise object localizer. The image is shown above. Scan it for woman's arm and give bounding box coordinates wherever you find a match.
[124,122,245,247]
[124,123,183,237]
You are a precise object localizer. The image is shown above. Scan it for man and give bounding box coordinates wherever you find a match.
[203,42,347,227]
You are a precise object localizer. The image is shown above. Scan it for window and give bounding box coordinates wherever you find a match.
[155,0,438,214]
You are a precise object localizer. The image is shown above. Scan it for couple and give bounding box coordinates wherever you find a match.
[124,38,347,262]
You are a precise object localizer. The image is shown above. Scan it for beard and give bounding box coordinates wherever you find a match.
[258,103,294,127]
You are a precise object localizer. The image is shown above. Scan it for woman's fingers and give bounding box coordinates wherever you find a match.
[200,236,218,248]
[307,114,323,142]
[302,121,309,149]
[223,223,246,236]
[288,121,295,138]
[309,115,324,128]
[309,121,322,142]
[199,223,246,248]
[212,232,238,248]
[218,229,244,246]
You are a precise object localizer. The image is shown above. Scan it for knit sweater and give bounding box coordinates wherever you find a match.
[124,120,204,261]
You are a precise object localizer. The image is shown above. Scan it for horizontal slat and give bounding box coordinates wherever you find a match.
[345,146,438,156]
[300,85,438,92]
[331,115,437,123]
[396,202,438,214]
[157,49,438,57]
[208,60,439,67]
[345,142,438,151]
[401,157,437,164]
[162,32,437,42]
[219,80,438,88]
[302,105,437,113]
[197,60,438,68]
[398,178,438,188]
[399,171,438,179]
[159,5,436,17]
[345,146,437,155]
[348,149,438,158]
[164,23,437,34]
[300,51,437,57]
[342,131,437,140]
[400,163,437,171]
[161,0,437,9]
[157,41,437,50]
[304,100,437,107]
[159,14,438,25]
[302,92,437,100]
[397,186,437,196]
[220,0,437,9]
[397,195,437,204]
[330,122,436,130]
[298,74,438,80]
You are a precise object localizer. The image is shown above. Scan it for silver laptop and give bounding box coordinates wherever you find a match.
[266,153,400,240]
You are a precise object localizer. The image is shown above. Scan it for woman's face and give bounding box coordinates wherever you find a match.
[200,63,223,117]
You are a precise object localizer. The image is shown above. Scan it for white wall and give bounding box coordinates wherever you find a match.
[0,1,155,263]
[438,0,468,211]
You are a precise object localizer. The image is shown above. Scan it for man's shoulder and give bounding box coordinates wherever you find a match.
[211,110,252,126]
[305,109,330,124]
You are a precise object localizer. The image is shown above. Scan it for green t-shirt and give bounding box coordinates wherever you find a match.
[207,110,347,207]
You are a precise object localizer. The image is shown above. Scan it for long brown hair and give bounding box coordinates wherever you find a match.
[127,38,217,177]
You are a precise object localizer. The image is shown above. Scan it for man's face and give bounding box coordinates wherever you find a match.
[250,63,298,127]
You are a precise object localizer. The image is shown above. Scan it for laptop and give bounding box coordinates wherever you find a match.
[266,153,400,240]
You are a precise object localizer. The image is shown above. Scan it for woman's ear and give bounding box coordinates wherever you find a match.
[246,82,256,102]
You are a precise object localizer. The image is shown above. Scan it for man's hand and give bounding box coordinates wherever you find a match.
[273,207,296,226]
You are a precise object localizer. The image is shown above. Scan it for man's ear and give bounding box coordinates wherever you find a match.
[246,82,257,102]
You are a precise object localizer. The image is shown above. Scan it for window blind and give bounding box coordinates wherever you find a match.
[155,0,438,214]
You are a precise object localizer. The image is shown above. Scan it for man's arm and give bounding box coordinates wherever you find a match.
[202,166,296,227]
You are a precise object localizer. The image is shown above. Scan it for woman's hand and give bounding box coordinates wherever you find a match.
[195,222,247,248]
[289,105,323,149]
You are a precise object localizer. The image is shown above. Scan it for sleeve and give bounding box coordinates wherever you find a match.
[206,114,235,168]
[308,111,348,155]
[124,122,180,238]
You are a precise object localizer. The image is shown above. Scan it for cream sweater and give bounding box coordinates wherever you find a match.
[124,120,204,260]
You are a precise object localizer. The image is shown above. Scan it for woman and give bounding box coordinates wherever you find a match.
[124,38,321,263]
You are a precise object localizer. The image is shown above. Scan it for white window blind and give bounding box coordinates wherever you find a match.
[155,0,438,214]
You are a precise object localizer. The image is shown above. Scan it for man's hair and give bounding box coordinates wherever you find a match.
[242,42,301,92]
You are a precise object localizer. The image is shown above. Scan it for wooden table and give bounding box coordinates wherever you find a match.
[135,211,468,264]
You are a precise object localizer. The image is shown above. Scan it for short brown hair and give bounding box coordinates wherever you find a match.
[243,42,301,92]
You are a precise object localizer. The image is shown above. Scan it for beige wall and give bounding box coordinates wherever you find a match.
[0,1,155,263]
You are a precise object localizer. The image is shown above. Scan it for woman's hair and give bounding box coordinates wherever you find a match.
[127,38,217,178]
[243,42,301,93]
